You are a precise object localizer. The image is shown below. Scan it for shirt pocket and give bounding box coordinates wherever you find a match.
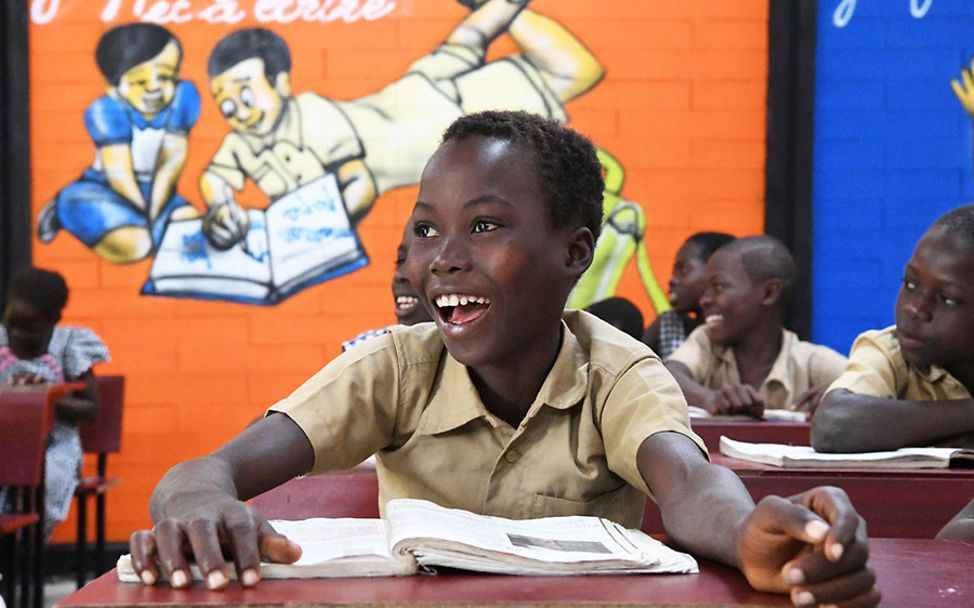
[531,483,636,521]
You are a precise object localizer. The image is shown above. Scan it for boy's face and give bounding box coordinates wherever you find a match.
[405,136,581,367]
[699,248,766,345]
[392,240,433,326]
[115,40,180,117]
[895,227,974,370]
[210,58,287,136]
[2,299,56,361]
[668,242,707,313]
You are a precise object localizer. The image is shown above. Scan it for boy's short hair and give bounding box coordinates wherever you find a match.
[207,28,292,82]
[930,204,974,246]
[441,111,604,240]
[685,231,736,261]
[585,297,644,340]
[7,267,69,322]
[723,235,796,309]
[95,23,180,86]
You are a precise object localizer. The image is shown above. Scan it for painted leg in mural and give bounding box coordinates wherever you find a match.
[456,0,603,103]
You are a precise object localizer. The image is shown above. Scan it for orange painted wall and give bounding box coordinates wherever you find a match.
[28,0,768,542]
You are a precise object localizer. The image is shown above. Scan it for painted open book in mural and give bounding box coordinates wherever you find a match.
[141,174,367,305]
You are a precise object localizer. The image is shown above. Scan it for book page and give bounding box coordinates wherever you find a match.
[265,174,367,294]
[385,499,696,574]
[116,518,416,582]
[719,436,959,468]
[687,406,807,422]
[142,211,273,302]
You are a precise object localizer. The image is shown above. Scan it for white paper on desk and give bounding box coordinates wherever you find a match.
[719,436,962,468]
[687,406,807,422]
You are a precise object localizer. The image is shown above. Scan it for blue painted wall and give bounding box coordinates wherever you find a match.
[812,0,974,352]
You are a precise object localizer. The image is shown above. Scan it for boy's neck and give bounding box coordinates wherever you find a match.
[945,361,974,395]
[468,326,564,429]
[729,322,783,387]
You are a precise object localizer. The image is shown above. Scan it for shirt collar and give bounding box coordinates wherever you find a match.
[238,97,301,153]
[417,320,589,435]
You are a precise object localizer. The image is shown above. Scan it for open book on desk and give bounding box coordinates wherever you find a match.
[117,498,697,580]
[720,436,974,469]
[687,405,808,422]
[141,174,368,305]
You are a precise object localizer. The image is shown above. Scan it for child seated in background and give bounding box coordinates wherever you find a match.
[812,205,974,452]
[342,235,434,351]
[127,112,877,607]
[643,232,735,358]
[584,296,643,340]
[666,236,847,417]
[0,267,110,537]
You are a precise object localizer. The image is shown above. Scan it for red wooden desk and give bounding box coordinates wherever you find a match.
[691,419,810,451]
[55,539,974,608]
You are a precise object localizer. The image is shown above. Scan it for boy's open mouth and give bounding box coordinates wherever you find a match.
[705,314,723,329]
[395,295,420,312]
[434,293,491,325]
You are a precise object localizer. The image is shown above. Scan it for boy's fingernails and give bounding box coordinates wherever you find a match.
[241,569,260,587]
[171,569,189,588]
[206,570,227,590]
[804,519,829,541]
[830,542,844,560]
[786,567,804,585]
[792,590,815,606]
[140,570,157,586]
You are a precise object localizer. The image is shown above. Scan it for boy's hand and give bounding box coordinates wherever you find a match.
[128,493,301,590]
[736,486,880,606]
[706,385,765,418]
[203,201,249,250]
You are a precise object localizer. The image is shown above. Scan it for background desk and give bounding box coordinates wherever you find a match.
[691,419,809,450]
[56,539,974,608]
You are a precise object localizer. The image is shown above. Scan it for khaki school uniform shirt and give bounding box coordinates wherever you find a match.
[666,326,848,411]
[826,326,971,400]
[269,310,704,529]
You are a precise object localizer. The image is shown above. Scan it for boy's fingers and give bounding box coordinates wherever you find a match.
[185,518,230,590]
[753,495,830,544]
[257,518,303,564]
[128,530,161,586]
[152,519,193,588]
[224,510,265,586]
[794,486,863,556]
[791,564,877,607]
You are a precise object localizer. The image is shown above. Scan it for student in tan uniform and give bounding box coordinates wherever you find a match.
[812,205,974,453]
[127,112,878,607]
[666,236,847,417]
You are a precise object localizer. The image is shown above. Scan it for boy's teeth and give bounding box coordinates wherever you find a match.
[435,294,491,307]
[705,314,723,325]
[396,296,418,306]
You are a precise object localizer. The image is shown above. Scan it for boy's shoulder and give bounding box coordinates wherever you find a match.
[849,326,902,363]
[564,310,661,376]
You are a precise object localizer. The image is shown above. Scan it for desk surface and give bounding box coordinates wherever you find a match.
[691,419,810,450]
[57,539,974,608]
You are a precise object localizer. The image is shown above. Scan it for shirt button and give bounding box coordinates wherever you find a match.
[505,450,519,463]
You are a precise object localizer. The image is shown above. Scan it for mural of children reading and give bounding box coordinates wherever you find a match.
[37,23,200,264]
[142,0,605,304]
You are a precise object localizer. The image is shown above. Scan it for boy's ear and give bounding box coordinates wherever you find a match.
[565,227,595,279]
[760,278,783,306]
[274,72,292,97]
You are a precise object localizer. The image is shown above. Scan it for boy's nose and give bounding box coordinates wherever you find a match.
[430,238,470,275]
[905,293,934,321]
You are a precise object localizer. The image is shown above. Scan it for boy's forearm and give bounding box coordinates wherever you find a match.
[447,0,527,53]
[637,433,752,567]
[811,389,974,452]
[149,135,188,219]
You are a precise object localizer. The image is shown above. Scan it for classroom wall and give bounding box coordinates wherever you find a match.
[812,0,974,352]
[27,0,769,542]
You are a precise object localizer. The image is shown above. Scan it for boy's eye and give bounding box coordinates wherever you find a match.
[240,87,254,108]
[472,220,498,233]
[902,278,917,291]
[938,292,959,307]
[220,99,237,119]
[414,223,438,238]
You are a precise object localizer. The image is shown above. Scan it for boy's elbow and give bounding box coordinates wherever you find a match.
[810,391,861,452]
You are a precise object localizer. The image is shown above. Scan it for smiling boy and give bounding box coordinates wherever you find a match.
[129,112,878,607]
[812,205,974,452]
[666,236,847,417]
